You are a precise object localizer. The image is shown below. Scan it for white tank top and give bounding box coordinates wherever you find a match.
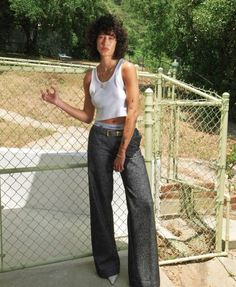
[89,58,128,121]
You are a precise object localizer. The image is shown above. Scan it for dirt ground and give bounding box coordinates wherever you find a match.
[160,249,236,287]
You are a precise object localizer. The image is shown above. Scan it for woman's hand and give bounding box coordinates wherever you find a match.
[40,71,95,124]
[41,86,60,106]
[113,152,126,172]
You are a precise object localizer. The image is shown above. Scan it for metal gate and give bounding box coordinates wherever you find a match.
[144,67,230,264]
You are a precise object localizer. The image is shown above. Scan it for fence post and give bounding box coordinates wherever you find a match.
[144,88,154,193]
[215,92,230,252]
[156,68,163,156]
[171,60,179,179]
[153,68,163,214]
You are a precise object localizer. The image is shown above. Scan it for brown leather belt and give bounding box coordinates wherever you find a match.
[94,125,123,137]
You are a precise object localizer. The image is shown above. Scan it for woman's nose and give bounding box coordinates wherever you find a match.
[102,38,107,45]
[103,36,110,45]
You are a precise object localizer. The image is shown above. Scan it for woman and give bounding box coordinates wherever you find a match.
[41,14,160,287]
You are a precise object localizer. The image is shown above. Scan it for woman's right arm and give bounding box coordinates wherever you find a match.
[41,70,95,124]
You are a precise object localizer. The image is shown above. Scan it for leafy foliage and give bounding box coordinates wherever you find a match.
[120,0,175,70]
[4,0,108,56]
[193,0,235,38]
[172,0,236,118]
[126,0,236,118]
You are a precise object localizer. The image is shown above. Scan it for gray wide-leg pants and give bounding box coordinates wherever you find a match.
[87,125,160,287]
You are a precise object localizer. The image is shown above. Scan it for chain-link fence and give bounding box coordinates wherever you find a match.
[150,69,230,264]
[0,58,229,272]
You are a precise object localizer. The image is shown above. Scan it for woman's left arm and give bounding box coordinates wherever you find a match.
[113,61,140,172]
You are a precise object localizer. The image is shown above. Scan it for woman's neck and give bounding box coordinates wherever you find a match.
[99,57,118,70]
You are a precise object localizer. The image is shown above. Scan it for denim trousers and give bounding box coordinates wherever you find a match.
[87,125,160,287]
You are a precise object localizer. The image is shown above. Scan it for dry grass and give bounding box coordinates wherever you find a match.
[178,120,220,159]
[159,109,236,161]
[0,118,53,148]
[0,70,85,127]
[0,70,90,147]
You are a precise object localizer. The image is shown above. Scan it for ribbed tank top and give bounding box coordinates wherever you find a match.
[89,58,127,121]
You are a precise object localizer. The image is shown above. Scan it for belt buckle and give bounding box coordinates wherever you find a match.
[105,130,121,136]
[106,130,112,136]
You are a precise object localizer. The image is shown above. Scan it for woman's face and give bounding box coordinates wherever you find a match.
[96,32,117,58]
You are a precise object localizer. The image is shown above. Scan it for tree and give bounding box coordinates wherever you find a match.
[121,0,175,70]
[126,0,236,118]
[9,0,45,54]
[8,0,108,56]
[171,0,236,118]
[0,0,16,51]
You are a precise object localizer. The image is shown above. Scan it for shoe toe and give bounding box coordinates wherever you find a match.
[108,274,118,285]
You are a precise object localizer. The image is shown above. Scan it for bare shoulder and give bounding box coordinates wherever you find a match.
[121,60,138,82]
[121,61,137,82]
[122,60,136,73]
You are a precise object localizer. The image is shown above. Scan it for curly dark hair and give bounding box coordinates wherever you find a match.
[86,14,128,60]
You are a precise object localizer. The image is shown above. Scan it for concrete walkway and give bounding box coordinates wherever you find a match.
[0,251,174,287]
[1,250,236,287]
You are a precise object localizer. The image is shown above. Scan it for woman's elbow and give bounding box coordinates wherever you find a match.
[84,114,94,124]
[82,109,94,124]
[86,119,93,124]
